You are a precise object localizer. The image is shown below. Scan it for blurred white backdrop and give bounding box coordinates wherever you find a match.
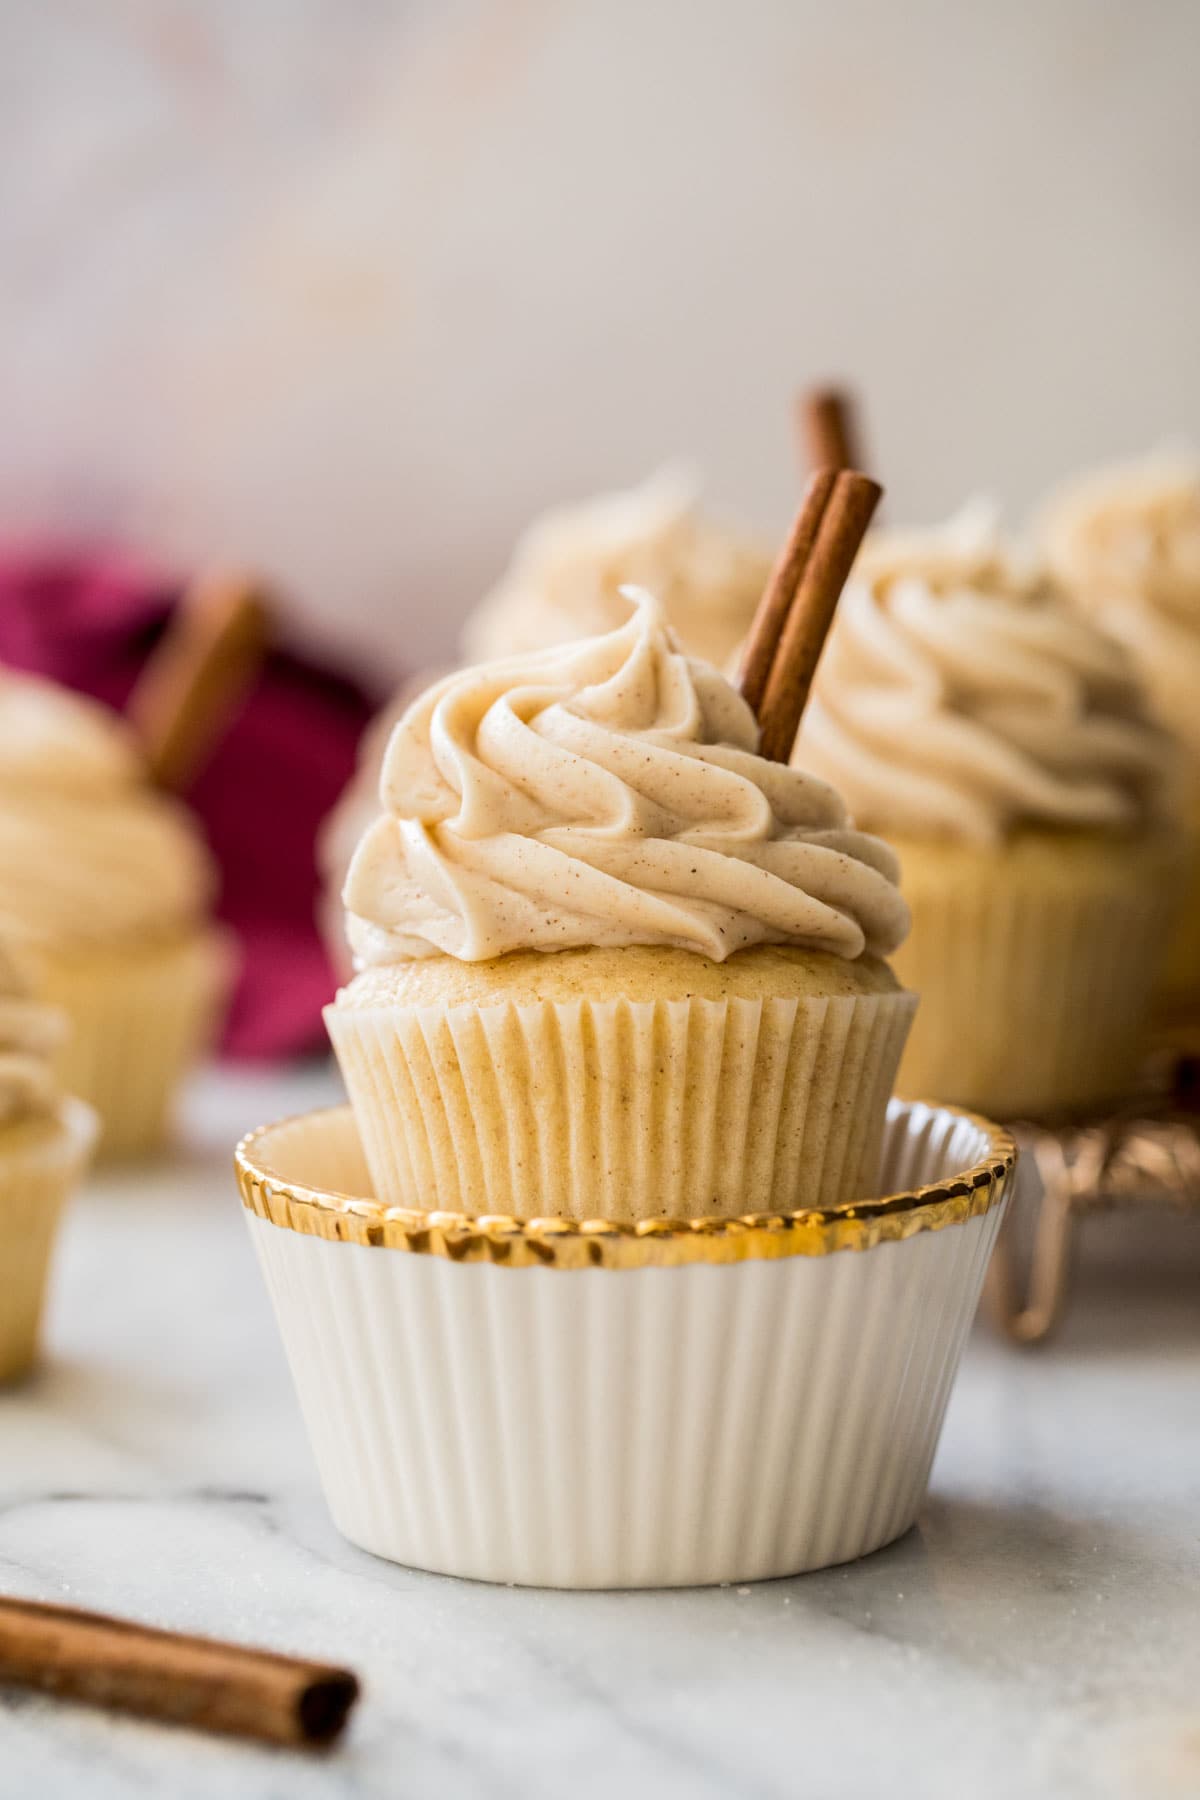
[1,0,1197,675]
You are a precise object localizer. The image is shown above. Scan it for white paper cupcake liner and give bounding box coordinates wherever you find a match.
[237,1098,1013,1588]
[326,987,916,1221]
[0,1098,98,1382]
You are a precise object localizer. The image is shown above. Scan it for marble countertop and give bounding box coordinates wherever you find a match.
[2,1064,1198,1800]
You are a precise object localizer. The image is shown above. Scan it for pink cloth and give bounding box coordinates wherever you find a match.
[0,546,382,1059]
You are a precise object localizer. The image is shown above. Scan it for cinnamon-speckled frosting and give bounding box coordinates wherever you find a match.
[344,592,910,965]
[459,468,773,671]
[797,503,1175,844]
[0,941,66,1126]
[1041,451,1200,761]
[0,671,217,948]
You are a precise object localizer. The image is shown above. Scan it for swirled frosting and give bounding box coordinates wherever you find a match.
[0,671,217,948]
[796,503,1175,844]
[0,941,66,1126]
[344,592,909,965]
[459,468,773,671]
[1041,451,1200,761]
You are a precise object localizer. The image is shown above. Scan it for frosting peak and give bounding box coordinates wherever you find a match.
[1043,450,1200,619]
[345,593,909,965]
[459,468,773,671]
[1042,451,1200,760]
[0,670,217,948]
[797,505,1175,844]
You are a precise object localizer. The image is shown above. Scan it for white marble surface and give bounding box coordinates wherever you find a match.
[2,1064,1198,1799]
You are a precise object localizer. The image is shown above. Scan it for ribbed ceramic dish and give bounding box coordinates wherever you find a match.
[236,1098,1013,1589]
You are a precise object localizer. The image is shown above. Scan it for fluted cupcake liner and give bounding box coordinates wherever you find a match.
[891,831,1185,1120]
[326,987,916,1222]
[236,1099,1013,1587]
[0,1098,97,1382]
[35,928,234,1159]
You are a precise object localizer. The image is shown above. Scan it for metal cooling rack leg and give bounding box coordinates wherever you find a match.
[983,1139,1077,1345]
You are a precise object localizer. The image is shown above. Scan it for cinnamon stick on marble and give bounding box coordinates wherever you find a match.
[797,385,862,478]
[128,573,272,791]
[0,1597,359,1749]
[740,469,882,763]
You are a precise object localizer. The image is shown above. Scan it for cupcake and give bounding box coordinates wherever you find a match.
[460,467,773,670]
[327,591,914,1222]
[1041,451,1200,1009]
[797,503,1184,1120]
[0,942,97,1380]
[0,669,231,1156]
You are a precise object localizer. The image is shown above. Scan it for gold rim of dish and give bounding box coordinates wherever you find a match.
[234,1102,1015,1269]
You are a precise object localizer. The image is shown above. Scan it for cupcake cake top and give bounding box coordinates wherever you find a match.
[0,940,66,1126]
[796,503,1175,844]
[344,592,910,966]
[459,468,773,671]
[0,670,217,948]
[1041,450,1200,758]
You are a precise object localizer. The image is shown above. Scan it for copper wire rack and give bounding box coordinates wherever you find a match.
[983,1015,1200,1345]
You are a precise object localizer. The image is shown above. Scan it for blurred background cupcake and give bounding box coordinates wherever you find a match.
[0,940,96,1379]
[796,502,1185,1120]
[459,467,772,669]
[0,667,230,1156]
[0,552,379,1064]
[1041,451,1200,1014]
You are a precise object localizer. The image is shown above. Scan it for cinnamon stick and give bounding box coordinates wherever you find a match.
[740,469,881,763]
[739,468,837,718]
[0,1597,358,1748]
[128,574,272,791]
[797,385,862,477]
